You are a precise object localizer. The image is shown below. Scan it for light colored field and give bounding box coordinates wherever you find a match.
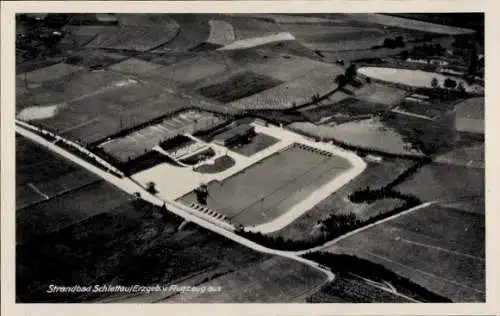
[325,203,485,302]
[16,63,85,84]
[217,32,295,51]
[207,20,236,46]
[290,118,424,156]
[346,13,475,35]
[164,256,326,303]
[158,56,229,84]
[108,58,166,76]
[228,66,341,110]
[16,104,62,121]
[358,67,484,94]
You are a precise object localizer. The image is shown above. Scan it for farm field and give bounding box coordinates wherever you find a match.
[17,180,130,245]
[16,63,232,145]
[434,144,484,168]
[17,198,326,303]
[269,158,414,241]
[198,71,283,103]
[159,55,230,85]
[226,16,281,40]
[165,256,326,303]
[455,97,484,134]
[82,17,179,51]
[16,62,85,85]
[151,14,213,52]
[179,144,352,226]
[395,163,484,204]
[64,51,127,69]
[207,20,235,46]
[228,67,340,110]
[324,203,485,302]
[289,119,424,156]
[345,13,476,35]
[16,70,136,112]
[16,136,99,210]
[107,57,166,76]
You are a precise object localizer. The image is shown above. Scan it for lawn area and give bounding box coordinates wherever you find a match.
[179,144,352,226]
[231,132,280,157]
[324,203,485,302]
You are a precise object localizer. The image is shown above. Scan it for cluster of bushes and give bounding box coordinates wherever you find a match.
[371,36,405,50]
[400,43,446,59]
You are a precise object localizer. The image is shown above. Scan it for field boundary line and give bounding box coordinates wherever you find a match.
[397,237,485,261]
[295,201,434,255]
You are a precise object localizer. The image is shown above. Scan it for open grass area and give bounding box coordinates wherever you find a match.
[179,144,351,226]
[269,158,414,241]
[198,71,283,103]
[324,203,485,302]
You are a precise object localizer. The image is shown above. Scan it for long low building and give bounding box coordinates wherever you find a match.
[213,124,256,147]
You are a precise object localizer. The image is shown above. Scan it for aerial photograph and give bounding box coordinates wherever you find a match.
[15,12,484,303]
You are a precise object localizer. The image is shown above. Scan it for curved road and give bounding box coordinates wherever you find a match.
[16,121,430,302]
[15,122,335,285]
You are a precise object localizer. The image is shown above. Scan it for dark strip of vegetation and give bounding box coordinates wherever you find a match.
[303,253,453,302]
[236,195,420,251]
